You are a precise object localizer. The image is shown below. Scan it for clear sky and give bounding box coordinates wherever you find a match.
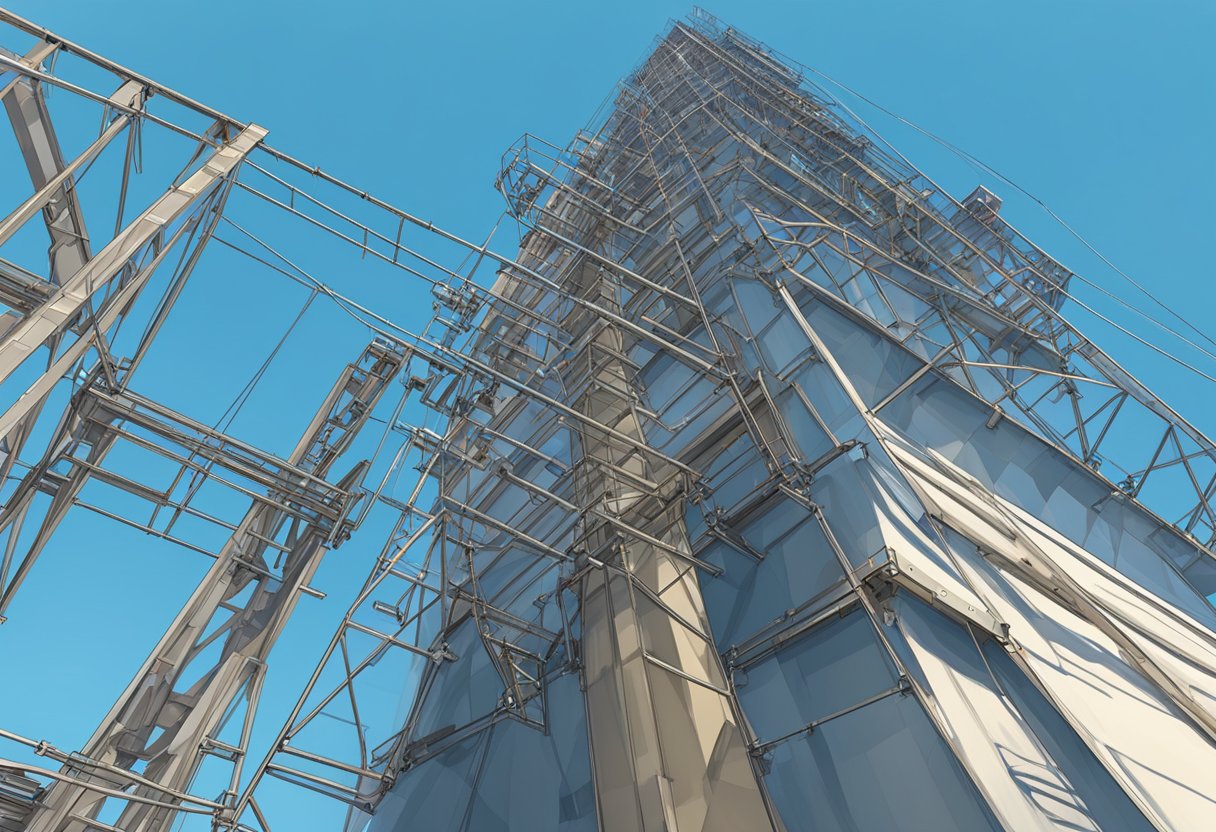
[8,0,1211,397]
[2,0,1215,828]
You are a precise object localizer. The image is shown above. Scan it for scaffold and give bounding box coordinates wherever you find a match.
[2,6,1216,832]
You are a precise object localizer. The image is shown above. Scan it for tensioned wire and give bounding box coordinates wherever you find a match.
[667,22,1216,388]
[758,46,1216,383]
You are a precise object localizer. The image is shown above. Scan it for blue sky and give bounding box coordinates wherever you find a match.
[7,0,1215,397]
[2,0,1215,828]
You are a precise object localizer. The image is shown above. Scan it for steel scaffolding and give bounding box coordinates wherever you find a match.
[2,6,1216,832]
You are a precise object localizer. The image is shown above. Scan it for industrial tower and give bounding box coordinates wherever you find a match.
[2,6,1215,832]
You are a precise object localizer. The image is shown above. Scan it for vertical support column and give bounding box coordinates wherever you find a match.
[26,340,403,832]
[1,41,93,285]
[0,122,264,618]
[562,265,775,832]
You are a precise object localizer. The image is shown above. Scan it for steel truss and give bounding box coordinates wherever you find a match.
[1,5,1216,832]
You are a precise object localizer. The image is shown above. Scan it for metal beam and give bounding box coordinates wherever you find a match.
[26,340,403,832]
[0,122,266,392]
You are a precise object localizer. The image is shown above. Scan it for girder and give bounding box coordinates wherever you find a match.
[0,122,265,397]
[0,41,92,286]
[26,338,403,832]
[0,7,1215,832]
[0,367,371,618]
